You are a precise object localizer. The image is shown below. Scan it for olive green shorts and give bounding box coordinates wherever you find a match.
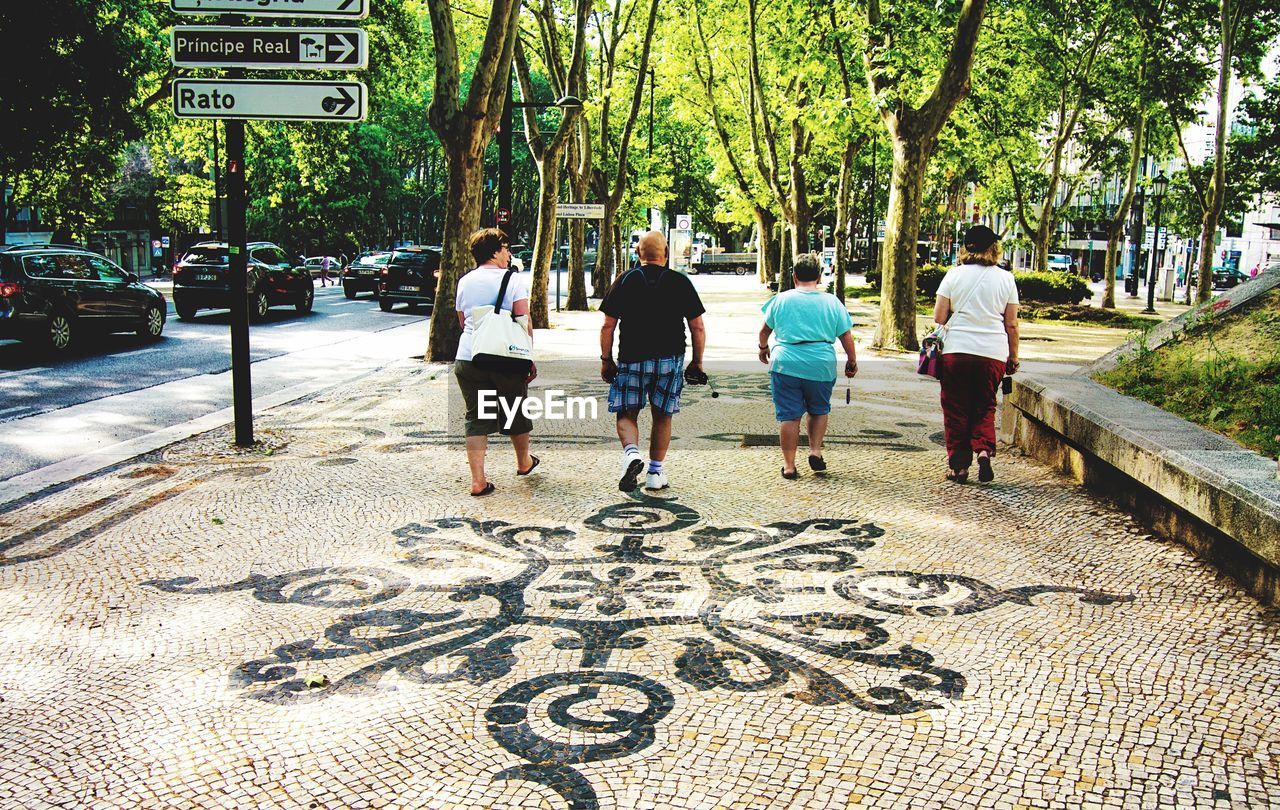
[453,360,533,436]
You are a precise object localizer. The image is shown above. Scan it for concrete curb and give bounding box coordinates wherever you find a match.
[0,363,444,509]
[1007,373,1280,604]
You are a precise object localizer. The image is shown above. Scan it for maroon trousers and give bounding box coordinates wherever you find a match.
[939,353,1007,471]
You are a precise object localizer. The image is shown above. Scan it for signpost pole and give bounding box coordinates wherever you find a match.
[225,119,253,446]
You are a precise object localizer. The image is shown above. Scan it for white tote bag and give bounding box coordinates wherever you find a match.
[469,269,533,373]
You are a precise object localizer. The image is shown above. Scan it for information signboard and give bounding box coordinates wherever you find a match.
[170,0,368,19]
[173,79,367,122]
[172,26,366,70]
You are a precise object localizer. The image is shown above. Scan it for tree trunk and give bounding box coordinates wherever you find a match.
[1101,109,1145,309]
[1196,4,1234,304]
[566,167,589,310]
[597,207,618,289]
[427,145,484,360]
[754,207,778,285]
[778,224,793,291]
[529,158,560,327]
[835,145,854,301]
[873,137,928,351]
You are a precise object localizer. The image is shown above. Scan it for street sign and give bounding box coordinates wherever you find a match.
[675,214,692,230]
[496,207,512,225]
[170,0,368,19]
[173,79,367,122]
[557,203,605,219]
[161,236,171,248]
[172,26,367,70]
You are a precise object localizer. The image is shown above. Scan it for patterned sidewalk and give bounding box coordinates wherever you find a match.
[1,343,1277,809]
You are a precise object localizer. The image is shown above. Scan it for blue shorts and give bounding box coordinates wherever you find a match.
[608,355,685,414]
[770,372,834,421]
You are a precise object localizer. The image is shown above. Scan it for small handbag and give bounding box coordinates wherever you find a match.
[917,327,944,378]
[469,269,533,373]
[917,270,985,380]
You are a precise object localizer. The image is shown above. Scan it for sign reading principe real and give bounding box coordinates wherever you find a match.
[172,26,366,70]
[169,0,369,19]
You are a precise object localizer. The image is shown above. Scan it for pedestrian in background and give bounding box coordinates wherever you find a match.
[933,225,1020,484]
[600,230,706,492]
[453,228,539,497]
[319,255,335,287]
[758,253,858,479]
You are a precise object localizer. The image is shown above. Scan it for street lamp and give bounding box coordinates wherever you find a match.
[1142,172,1169,314]
[497,83,583,231]
[1128,187,1144,296]
[1086,178,1099,278]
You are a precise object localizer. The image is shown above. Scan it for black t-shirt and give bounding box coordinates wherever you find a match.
[601,264,706,363]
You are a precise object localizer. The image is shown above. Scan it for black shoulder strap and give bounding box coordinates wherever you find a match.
[493,269,517,314]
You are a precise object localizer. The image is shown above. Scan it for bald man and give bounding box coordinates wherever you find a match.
[600,230,707,492]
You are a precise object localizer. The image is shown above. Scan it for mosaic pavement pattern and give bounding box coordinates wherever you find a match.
[0,358,1278,809]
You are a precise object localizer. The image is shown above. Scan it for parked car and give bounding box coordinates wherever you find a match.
[301,256,341,279]
[0,243,167,353]
[341,251,390,298]
[557,245,598,271]
[1047,253,1074,273]
[511,245,533,271]
[377,246,441,312]
[172,241,313,321]
[1212,266,1250,289]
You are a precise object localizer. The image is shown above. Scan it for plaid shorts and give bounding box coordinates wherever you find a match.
[608,354,685,414]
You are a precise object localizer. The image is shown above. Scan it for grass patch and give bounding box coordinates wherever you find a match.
[1094,289,1280,459]
[1018,303,1160,330]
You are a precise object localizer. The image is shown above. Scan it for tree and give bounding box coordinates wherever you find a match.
[1189,0,1280,301]
[424,0,525,360]
[587,0,662,294]
[1,0,166,242]
[865,0,989,351]
[516,0,590,323]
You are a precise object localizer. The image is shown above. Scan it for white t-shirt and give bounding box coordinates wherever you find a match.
[455,265,530,361]
[935,263,1019,361]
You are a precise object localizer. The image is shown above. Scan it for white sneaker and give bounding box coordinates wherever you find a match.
[645,471,668,491]
[618,453,644,492]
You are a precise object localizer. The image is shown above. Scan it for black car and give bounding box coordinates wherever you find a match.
[0,244,166,353]
[378,246,440,312]
[341,251,390,298]
[1212,266,1250,289]
[172,241,313,321]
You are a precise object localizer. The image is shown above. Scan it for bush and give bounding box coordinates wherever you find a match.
[864,264,946,295]
[1012,271,1091,305]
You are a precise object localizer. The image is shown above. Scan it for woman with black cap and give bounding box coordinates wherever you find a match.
[932,225,1020,483]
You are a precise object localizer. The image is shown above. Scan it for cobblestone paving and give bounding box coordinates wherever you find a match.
[2,345,1278,810]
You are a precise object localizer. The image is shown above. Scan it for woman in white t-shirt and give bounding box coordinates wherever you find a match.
[453,228,538,497]
[933,225,1020,484]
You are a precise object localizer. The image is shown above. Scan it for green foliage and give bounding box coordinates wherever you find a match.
[1012,271,1091,304]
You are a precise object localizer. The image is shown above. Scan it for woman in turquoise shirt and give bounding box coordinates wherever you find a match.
[758,254,859,479]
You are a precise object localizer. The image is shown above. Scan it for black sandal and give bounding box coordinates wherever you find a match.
[977,454,994,482]
[781,467,799,480]
[470,482,495,497]
[517,455,540,475]
[807,454,827,472]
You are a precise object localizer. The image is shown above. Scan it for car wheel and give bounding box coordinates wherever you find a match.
[379,297,394,312]
[251,290,270,322]
[47,309,75,353]
[137,304,165,340]
[735,266,748,276]
[343,284,356,299]
[296,287,314,314]
[688,266,699,275]
[175,300,198,321]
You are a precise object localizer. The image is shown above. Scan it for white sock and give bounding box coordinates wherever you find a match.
[648,460,663,474]
[623,443,640,459]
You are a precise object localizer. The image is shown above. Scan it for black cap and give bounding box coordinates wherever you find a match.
[963,225,998,251]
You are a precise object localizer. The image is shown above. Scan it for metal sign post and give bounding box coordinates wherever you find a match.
[225,121,253,446]
[555,204,606,311]
[172,0,370,447]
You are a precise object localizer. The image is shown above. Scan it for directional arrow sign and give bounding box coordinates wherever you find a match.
[172,27,367,70]
[173,79,367,122]
[170,0,368,19]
